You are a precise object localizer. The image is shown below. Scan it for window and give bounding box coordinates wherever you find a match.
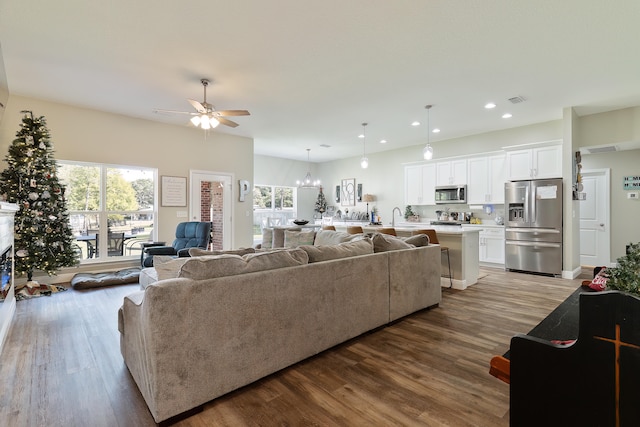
[253,185,297,238]
[58,161,157,261]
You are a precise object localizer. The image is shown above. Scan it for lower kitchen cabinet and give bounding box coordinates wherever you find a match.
[479,227,505,266]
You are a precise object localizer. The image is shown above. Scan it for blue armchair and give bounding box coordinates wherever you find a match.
[142,221,212,267]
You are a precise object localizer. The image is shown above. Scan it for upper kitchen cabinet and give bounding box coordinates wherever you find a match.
[505,143,562,181]
[467,154,506,204]
[436,159,467,186]
[405,163,436,205]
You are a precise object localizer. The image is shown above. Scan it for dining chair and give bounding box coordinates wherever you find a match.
[378,227,397,236]
[412,229,452,288]
[346,226,363,234]
[322,225,336,231]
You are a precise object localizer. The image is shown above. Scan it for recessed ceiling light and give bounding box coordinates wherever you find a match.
[485,102,496,109]
[411,121,420,126]
[432,128,440,134]
[502,113,513,119]
[380,139,387,144]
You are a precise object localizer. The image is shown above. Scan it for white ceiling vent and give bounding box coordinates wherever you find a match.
[508,96,526,104]
[319,144,331,148]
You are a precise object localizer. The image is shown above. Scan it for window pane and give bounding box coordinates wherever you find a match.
[58,163,101,211]
[253,186,272,209]
[275,187,294,209]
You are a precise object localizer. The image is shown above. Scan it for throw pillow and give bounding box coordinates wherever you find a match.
[284,230,316,247]
[243,248,309,273]
[188,247,256,257]
[371,232,414,252]
[583,267,608,291]
[300,237,374,263]
[272,226,302,248]
[402,233,429,247]
[313,229,364,246]
[155,257,193,281]
[261,228,273,249]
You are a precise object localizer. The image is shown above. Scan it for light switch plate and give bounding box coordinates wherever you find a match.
[177,210,188,217]
[628,192,639,200]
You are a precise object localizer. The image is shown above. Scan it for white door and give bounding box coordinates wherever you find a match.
[190,170,233,250]
[579,169,610,267]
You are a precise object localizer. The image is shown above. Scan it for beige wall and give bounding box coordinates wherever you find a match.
[578,106,640,260]
[0,95,255,254]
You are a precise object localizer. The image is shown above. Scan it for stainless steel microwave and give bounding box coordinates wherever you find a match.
[435,185,467,204]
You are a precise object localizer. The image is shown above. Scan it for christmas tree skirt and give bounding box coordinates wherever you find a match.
[12,281,67,301]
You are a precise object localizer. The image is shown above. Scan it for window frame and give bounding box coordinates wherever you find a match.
[58,160,158,262]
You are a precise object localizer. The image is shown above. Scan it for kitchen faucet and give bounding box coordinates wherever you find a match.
[391,207,401,227]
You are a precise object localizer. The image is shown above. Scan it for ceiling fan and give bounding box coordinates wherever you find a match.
[153,79,250,129]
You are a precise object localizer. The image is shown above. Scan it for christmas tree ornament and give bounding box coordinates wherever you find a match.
[28,192,38,200]
[41,190,51,199]
[16,249,28,257]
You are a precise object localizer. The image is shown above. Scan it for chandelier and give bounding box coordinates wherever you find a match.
[297,149,321,188]
[423,105,434,160]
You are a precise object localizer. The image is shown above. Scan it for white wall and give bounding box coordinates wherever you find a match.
[0,95,255,263]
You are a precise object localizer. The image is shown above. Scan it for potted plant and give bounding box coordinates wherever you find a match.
[605,242,640,296]
[404,205,420,222]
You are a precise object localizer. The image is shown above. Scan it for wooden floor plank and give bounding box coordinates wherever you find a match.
[0,268,581,426]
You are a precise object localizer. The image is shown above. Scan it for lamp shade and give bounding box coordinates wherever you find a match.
[363,194,375,203]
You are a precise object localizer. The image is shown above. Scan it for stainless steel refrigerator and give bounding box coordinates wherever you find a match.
[505,178,563,276]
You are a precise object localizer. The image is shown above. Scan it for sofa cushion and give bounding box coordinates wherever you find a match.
[300,237,374,263]
[284,230,316,247]
[313,229,364,246]
[402,233,430,247]
[261,228,273,249]
[371,232,414,252]
[155,248,309,281]
[188,247,256,257]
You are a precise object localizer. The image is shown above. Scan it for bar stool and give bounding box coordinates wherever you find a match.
[378,227,397,236]
[347,226,363,234]
[412,229,452,288]
[322,225,336,231]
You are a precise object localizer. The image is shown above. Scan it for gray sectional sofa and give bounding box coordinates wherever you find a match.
[118,231,441,423]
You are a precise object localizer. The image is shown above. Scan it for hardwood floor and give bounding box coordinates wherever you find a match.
[0,268,584,426]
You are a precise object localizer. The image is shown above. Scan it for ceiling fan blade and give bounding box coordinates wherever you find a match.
[153,108,197,115]
[215,110,251,117]
[218,117,240,128]
[188,99,206,113]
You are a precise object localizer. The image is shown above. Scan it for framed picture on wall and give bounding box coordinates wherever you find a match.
[341,178,356,206]
[161,176,187,206]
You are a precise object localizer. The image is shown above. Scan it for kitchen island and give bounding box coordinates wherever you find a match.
[330,221,480,290]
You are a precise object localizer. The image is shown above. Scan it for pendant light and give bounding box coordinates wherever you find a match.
[360,122,369,169]
[423,105,434,160]
[296,148,321,188]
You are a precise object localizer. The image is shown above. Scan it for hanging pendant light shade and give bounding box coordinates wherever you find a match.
[296,149,321,188]
[423,105,434,160]
[360,122,369,169]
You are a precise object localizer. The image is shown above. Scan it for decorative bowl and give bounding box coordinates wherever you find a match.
[293,219,309,225]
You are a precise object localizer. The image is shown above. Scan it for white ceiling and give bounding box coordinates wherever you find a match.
[1,1,639,163]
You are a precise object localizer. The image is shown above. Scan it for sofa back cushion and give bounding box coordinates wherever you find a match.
[371,232,414,252]
[261,226,302,249]
[155,248,309,281]
[300,237,374,263]
[284,230,316,247]
[188,247,256,257]
[402,233,430,247]
[313,229,364,246]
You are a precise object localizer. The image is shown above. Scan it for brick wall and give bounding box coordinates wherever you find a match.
[200,181,224,250]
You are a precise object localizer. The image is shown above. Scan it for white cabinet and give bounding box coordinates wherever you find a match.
[404,163,436,205]
[479,227,505,265]
[467,154,506,204]
[436,159,467,186]
[506,144,562,181]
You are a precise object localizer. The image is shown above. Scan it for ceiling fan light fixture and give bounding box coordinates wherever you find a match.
[200,115,211,130]
[190,115,201,126]
[209,116,220,128]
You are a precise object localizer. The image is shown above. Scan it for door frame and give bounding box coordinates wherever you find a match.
[579,168,611,267]
[189,170,234,250]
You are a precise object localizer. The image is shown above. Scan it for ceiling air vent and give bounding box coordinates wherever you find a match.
[319,144,331,148]
[508,96,526,104]
[585,145,618,154]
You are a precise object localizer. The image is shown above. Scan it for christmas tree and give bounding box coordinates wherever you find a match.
[314,186,328,214]
[0,111,79,282]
